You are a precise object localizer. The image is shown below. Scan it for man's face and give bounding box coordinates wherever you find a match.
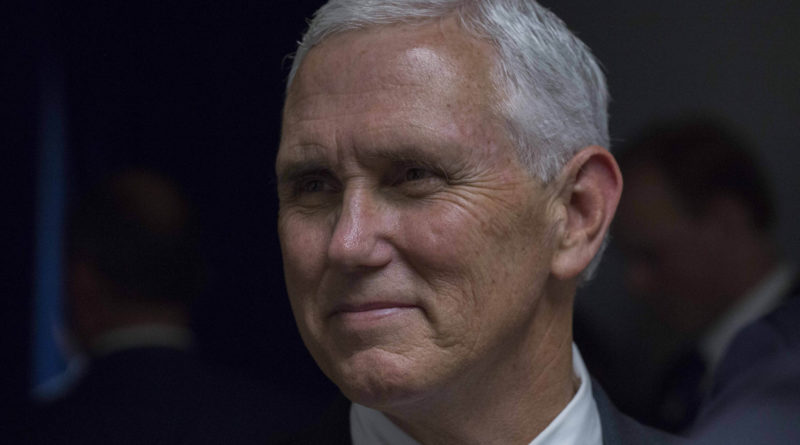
[276,20,560,408]
[615,163,728,334]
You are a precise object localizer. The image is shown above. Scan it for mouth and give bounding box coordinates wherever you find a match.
[329,301,420,323]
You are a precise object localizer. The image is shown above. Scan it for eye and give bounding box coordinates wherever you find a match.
[299,177,327,193]
[388,164,447,198]
[402,167,435,182]
[286,170,340,200]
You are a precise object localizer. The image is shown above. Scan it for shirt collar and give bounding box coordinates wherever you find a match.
[90,323,194,357]
[699,262,797,374]
[350,343,602,445]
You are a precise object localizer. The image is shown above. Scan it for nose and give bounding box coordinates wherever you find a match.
[327,188,392,270]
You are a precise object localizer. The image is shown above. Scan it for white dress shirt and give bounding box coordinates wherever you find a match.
[351,343,602,445]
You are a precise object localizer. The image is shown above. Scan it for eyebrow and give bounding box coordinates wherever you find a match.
[275,159,330,186]
[276,136,460,184]
[275,142,329,181]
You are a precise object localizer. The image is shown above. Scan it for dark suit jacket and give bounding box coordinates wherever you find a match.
[687,295,800,444]
[25,346,291,445]
[577,273,800,435]
[594,383,681,444]
[275,383,681,444]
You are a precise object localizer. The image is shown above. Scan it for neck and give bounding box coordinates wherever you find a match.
[385,291,577,445]
[707,235,778,328]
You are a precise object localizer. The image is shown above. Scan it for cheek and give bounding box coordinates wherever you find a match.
[278,214,330,302]
[398,206,486,279]
[397,203,532,312]
[279,217,332,360]
[405,195,547,269]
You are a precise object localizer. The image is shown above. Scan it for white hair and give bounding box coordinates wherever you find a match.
[286,0,610,280]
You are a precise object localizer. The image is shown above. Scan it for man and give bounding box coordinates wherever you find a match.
[275,1,676,443]
[613,119,798,431]
[27,170,280,444]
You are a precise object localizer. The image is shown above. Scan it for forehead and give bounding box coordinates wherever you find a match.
[283,18,500,124]
[276,18,519,178]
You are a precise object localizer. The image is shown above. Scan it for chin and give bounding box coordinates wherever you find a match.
[323,346,433,409]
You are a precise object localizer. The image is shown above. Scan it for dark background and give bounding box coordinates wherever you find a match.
[4,0,799,424]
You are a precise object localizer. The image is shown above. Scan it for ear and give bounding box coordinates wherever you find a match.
[550,146,623,280]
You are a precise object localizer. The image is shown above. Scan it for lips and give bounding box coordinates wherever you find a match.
[331,301,417,318]
[332,301,417,315]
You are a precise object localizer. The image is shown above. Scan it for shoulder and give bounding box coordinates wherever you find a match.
[710,295,800,398]
[688,354,800,443]
[28,347,293,444]
[760,293,800,345]
[687,296,800,444]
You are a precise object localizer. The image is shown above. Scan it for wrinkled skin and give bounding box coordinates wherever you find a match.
[276,19,566,419]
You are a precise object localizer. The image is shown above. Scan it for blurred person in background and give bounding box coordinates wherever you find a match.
[613,118,798,433]
[26,169,283,444]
